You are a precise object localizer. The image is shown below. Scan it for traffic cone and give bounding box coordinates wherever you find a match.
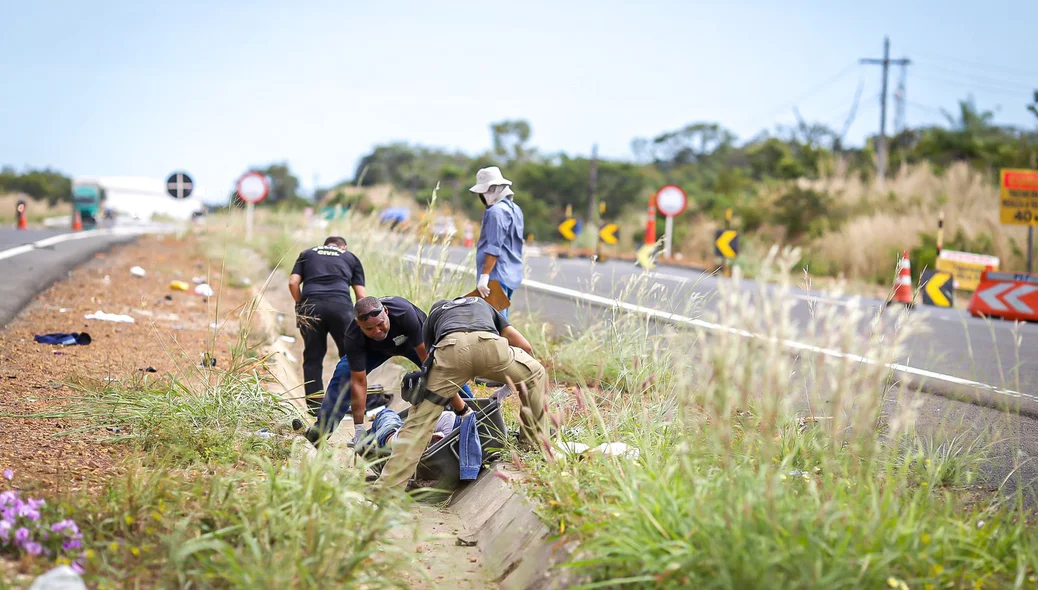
[888,250,914,308]
[463,222,474,248]
[72,210,83,232]
[16,203,27,230]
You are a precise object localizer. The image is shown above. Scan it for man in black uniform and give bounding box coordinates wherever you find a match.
[289,236,366,415]
[376,296,549,491]
[307,295,474,447]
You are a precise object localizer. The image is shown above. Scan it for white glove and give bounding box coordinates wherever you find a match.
[349,424,366,448]
[489,385,513,403]
[477,273,491,298]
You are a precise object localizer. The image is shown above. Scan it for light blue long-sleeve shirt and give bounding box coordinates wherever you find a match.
[476,199,524,290]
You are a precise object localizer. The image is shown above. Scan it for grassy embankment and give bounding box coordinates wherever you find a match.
[5,204,1034,589]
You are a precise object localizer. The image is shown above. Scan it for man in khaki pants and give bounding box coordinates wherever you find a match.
[376,296,549,491]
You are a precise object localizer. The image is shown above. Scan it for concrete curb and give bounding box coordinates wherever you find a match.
[449,465,585,589]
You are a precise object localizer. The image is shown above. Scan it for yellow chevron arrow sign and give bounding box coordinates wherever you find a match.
[922,269,953,307]
[714,230,739,259]
[599,223,619,245]
[558,218,578,241]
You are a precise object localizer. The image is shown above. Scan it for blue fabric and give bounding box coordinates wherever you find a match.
[476,199,525,291]
[458,412,483,481]
[33,333,91,346]
[499,285,514,320]
[318,349,473,434]
[370,409,404,448]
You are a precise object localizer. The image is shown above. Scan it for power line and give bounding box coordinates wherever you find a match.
[917,62,1034,92]
[912,71,1033,99]
[738,61,861,130]
[912,50,1038,80]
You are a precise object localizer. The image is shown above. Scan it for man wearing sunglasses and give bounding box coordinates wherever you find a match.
[306,295,473,447]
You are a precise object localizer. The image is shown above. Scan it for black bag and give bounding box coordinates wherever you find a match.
[400,352,451,407]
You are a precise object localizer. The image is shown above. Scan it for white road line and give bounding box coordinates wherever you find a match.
[0,227,168,262]
[405,254,1037,405]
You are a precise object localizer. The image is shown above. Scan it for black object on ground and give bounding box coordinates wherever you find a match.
[291,418,304,431]
[474,377,504,388]
[139,366,157,373]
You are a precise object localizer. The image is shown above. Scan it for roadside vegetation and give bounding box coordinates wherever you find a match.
[4,206,1036,589]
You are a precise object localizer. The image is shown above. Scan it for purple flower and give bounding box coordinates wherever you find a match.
[0,490,16,506]
[14,527,29,545]
[71,562,84,575]
[27,498,45,510]
[2,469,12,481]
[24,541,42,556]
[62,539,82,551]
[16,503,40,521]
[0,520,10,541]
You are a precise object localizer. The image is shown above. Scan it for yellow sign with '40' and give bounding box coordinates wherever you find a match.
[1000,168,1038,226]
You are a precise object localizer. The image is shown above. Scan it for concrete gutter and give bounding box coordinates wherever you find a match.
[450,465,586,589]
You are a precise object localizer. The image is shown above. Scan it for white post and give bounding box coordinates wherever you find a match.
[663,216,674,258]
[246,202,255,240]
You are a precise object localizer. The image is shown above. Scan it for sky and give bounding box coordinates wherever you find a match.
[2,0,1037,204]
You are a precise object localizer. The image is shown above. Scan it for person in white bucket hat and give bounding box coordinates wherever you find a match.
[469,166,524,320]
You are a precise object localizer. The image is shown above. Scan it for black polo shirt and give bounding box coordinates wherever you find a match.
[291,245,365,301]
[343,296,427,371]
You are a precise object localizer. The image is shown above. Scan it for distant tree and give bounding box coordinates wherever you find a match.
[0,167,72,204]
[1028,90,1038,122]
[257,162,300,204]
[490,120,533,163]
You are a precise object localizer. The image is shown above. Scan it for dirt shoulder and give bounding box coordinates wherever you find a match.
[0,232,251,497]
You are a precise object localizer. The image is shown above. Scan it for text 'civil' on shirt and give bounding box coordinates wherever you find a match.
[476,198,524,291]
[291,245,366,304]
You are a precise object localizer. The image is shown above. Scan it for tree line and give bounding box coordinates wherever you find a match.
[343,93,1038,243]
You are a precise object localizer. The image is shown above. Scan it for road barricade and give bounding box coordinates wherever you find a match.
[967,271,1038,322]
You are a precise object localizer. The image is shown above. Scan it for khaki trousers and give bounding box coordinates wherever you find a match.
[377,331,548,491]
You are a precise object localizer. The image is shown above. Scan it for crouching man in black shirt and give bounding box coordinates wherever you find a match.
[308,296,474,446]
[376,296,549,491]
[289,236,366,415]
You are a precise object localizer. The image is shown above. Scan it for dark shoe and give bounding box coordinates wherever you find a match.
[291,418,305,431]
[304,427,323,447]
[475,377,504,388]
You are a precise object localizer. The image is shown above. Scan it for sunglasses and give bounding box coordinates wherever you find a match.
[356,306,384,321]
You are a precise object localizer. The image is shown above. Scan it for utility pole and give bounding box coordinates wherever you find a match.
[587,143,599,257]
[861,37,910,182]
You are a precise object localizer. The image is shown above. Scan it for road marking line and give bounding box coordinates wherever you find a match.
[406,254,1037,405]
[0,227,163,261]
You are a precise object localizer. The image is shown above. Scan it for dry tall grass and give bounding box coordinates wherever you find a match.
[0,193,66,224]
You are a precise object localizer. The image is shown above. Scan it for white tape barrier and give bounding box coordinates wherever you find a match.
[404,254,1037,406]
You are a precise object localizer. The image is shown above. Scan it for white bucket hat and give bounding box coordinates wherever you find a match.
[468,166,512,194]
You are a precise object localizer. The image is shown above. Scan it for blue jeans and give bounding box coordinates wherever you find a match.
[500,284,515,320]
[317,349,473,435]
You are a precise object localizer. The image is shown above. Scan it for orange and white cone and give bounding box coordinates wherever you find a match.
[16,202,27,230]
[889,250,914,307]
[463,222,474,248]
[72,209,83,232]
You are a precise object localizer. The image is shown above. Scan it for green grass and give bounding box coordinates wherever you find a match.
[513,247,1038,589]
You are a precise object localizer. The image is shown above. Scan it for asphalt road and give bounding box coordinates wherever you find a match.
[411,246,1038,500]
[0,225,161,328]
[432,248,1037,408]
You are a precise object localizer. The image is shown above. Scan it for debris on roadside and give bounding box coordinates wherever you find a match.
[200,352,217,367]
[279,335,296,343]
[169,280,189,291]
[254,428,274,439]
[84,310,135,323]
[191,276,206,284]
[27,565,86,590]
[194,284,215,297]
[33,332,92,346]
[139,366,157,373]
[130,266,147,278]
